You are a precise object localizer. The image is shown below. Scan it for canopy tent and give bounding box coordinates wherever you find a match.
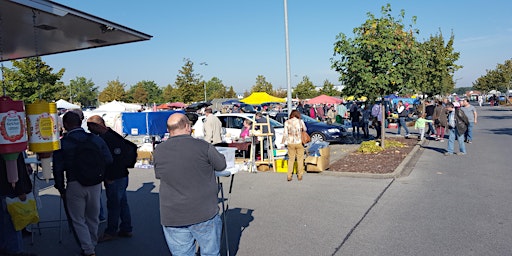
[122,110,184,137]
[222,99,241,105]
[384,94,399,99]
[307,94,343,105]
[56,99,80,109]
[156,103,170,110]
[345,96,368,102]
[94,100,142,112]
[240,92,286,105]
[168,102,187,108]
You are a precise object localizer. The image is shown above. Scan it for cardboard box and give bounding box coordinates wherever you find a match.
[305,147,330,172]
[137,151,152,161]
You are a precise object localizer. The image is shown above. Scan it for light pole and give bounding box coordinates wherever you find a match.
[200,62,208,102]
[284,0,292,112]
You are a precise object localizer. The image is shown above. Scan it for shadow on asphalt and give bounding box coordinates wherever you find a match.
[31,181,254,256]
[480,115,512,120]
[222,208,254,256]
[487,127,512,136]
[420,145,446,154]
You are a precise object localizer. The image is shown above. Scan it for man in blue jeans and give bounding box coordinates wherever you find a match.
[444,102,468,156]
[154,113,226,256]
[461,99,477,143]
[87,115,134,242]
[396,100,410,138]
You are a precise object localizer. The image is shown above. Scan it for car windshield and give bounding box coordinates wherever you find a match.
[300,114,317,123]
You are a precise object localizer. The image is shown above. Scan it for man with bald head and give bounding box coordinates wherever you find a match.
[87,115,135,242]
[153,113,227,256]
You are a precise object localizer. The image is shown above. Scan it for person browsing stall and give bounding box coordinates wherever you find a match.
[87,115,135,242]
[153,113,226,256]
[203,107,222,145]
[53,111,112,256]
[282,110,307,182]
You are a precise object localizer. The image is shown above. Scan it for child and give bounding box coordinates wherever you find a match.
[415,113,434,141]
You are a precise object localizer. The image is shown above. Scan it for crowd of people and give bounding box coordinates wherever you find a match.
[0,94,483,256]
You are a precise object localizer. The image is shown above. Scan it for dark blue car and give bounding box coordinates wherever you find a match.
[270,112,348,142]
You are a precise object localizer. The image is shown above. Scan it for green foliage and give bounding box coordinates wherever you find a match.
[206,77,226,100]
[67,77,99,107]
[98,79,126,102]
[225,86,237,98]
[1,57,65,103]
[162,84,179,103]
[318,79,340,96]
[126,80,162,104]
[331,4,461,100]
[174,58,203,103]
[357,139,405,154]
[293,76,318,99]
[419,32,462,96]
[473,59,512,93]
[250,75,273,94]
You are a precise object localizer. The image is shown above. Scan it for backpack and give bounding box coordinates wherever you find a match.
[121,139,138,168]
[69,134,106,186]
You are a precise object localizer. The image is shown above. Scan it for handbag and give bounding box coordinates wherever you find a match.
[6,193,40,231]
[301,130,311,144]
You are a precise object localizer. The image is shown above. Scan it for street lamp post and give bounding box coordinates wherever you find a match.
[200,62,208,102]
[283,0,292,112]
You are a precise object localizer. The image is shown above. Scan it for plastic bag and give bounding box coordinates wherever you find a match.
[6,193,40,231]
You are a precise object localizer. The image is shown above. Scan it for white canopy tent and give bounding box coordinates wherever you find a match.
[56,99,80,109]
[94,100,142,112]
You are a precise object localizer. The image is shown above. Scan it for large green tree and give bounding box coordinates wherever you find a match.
[1,57,65,103]
[225,86,237,98]
[205,77,226,100]
[250,75,273,94]
[419,32,462,96]
[174,58,203,103]
[126,80,162,104]
[99,79,126,102]
[318,79,340,96]
[162,84,180,103]
[473,59,512,93]
[331,4,420,101]
[292,76,318,99]
[66,76,99,107]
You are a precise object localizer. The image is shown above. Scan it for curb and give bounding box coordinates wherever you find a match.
[320,140,425,179]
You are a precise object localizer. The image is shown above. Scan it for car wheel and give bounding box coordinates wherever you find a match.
[310,132,325,142]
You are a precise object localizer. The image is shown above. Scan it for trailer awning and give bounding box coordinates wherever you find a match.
[0,0,152,61]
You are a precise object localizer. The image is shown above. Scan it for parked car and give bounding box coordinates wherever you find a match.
[269,112,348,143]
[192,113,285,148]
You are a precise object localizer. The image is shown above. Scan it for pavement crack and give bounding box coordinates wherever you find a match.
[331,178,395,256]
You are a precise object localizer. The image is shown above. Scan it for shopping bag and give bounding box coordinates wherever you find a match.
[6,193,40,231]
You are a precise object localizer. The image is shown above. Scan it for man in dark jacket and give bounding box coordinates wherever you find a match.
[0,153,37,256]
[53,111,112,256]
[87,115,135,242]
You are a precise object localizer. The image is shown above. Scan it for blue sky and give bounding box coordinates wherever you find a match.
[44,0,512,94]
